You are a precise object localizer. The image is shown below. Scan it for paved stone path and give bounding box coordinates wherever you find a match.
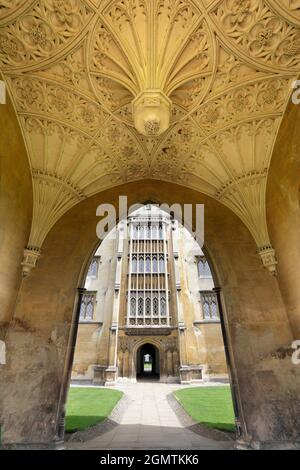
[66,381,234,450]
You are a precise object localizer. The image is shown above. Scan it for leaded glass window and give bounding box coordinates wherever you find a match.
[126,210,170,326]
[152,256,158,273]
[145,297,151,316]
[159,255,165,273]
[159,225,163,239]
[87,258,99,278]
[200,291,219,320]
[138,296,144,316]
[130,296,136,316]
[153,296,158,316]
[139,256,144,273]
[79,292,96,321]
[146,256,151,273]
[132,256,137,273]
[198,256,212,277]
[160,296,166,316]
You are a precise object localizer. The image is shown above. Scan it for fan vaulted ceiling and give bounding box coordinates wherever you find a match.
[1,0,300,272]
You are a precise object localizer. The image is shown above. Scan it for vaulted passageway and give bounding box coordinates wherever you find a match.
[1,0,300,451]
[1,179,299,449]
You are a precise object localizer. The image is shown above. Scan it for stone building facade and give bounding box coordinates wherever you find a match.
[72,206,228,385]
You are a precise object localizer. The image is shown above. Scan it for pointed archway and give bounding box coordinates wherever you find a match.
[136,343,160,380]
[1,180,298,449]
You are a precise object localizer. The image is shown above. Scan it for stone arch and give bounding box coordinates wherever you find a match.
[131,337,163,379]
[267,99,300,338]
[135,342,160,379]
[0,179,298,449]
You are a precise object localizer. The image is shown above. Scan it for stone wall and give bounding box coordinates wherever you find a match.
[0,94,32,335]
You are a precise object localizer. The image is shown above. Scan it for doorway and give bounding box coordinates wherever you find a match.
[136,343,160,380]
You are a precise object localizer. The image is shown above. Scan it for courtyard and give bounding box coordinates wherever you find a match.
[65,383,234,450]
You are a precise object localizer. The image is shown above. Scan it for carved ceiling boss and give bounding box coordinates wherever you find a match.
[1,1,300,275]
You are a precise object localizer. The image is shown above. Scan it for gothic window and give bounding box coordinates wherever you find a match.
[145,225,151,239]
[86,302,94,320]
[159,225,163,239]
[138,296,144,316]
[159,255,165,273]
[203,301,210,318]
[146,255,151,273]
[133,225,139,239]
[132,256,137,273]
[126,211,170,326]
[139,255,144,273]
[130,295,136,316]
[200,291,219,320]
[210,299,218,318]
[198,256,212,277]
[145,297,151,316]
[79,302,85,318]
[153,296,158,316]
[87,258,99,278]
[79,292,96,321]
[152,256,158,272]
[160,296,166,316]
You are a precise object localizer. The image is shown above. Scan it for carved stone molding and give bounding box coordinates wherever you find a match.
[21,246,41,277]
[29,169,86,250]
[0,0,299,264]
[258,245,278,276]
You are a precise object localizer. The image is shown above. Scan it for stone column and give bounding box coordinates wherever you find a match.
[172,350,179,376]
[118,350,123,378]
[123,349,130,378]
[213,287,243,440]
[105,321,118,385]
[105,225,124,385]
[166,349,173,376]
[55,287,86,444]
[178,321,191,384]
[172,226,191,383]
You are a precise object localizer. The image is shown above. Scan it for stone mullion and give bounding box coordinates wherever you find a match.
[143,231,146,326]
[163,221,170,326]
[150,227,153,324]
[105,225,123,385]
[127,222,133,326]
[156,235,160,324]
[137,225,140,320]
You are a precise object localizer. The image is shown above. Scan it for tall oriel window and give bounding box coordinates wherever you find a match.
[126,207,170,327]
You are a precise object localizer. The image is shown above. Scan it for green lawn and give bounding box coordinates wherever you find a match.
[65,387,123,433]
[174,386,235,433]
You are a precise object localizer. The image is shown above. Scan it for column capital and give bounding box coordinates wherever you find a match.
[21,246,41,277]
[258,245,277,276]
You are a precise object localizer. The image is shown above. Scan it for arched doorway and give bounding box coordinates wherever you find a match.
[136,343,160,380]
